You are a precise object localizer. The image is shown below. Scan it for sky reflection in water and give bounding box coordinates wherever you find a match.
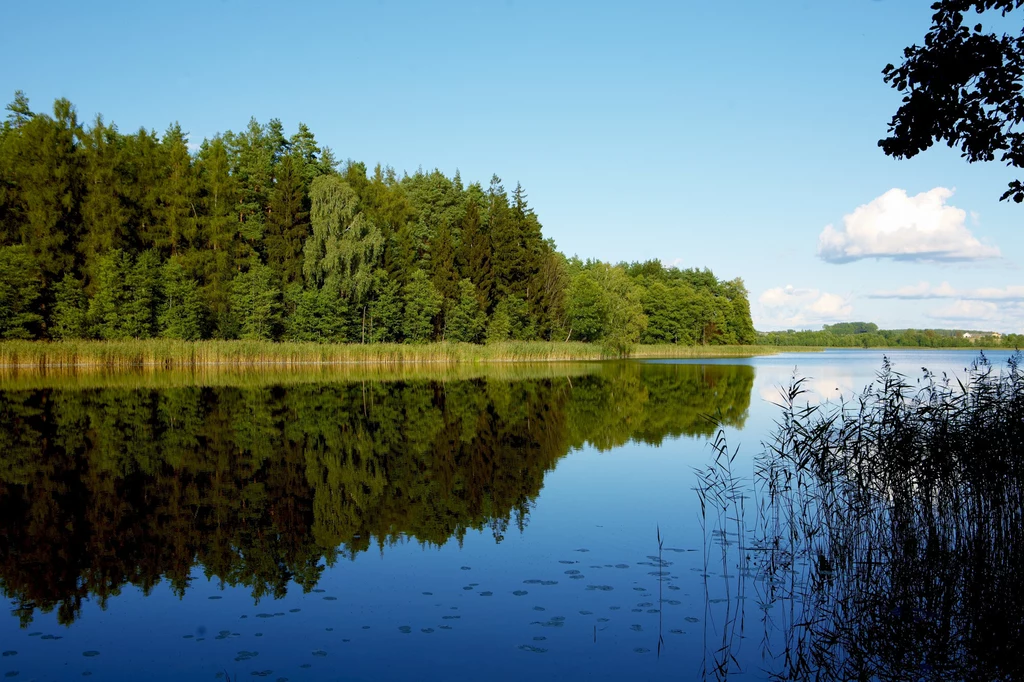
[0,350,1009,681]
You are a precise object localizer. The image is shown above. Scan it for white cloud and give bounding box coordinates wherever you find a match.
[756,285,853,329]
[925,300,1024,332]
[867,282,1024,331]
[817,188,1001,263]
[758,371,860,406]
[927,300,1003,322]
[661,257,685,270]
[871,282,1024,301]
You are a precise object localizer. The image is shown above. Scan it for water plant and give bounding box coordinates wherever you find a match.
[0,339,805,372]
[696,352,1024,681]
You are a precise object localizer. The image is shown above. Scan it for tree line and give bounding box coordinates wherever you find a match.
[760,322,1022,349]
[0,93,756,350]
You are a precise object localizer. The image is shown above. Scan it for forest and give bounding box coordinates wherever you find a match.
[0,93,757,352]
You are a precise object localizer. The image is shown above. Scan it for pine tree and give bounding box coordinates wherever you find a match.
[265,155,309,284]
[284,283,347,342]
[446,279,485,343]
[429,220,458,336]
[7,98,85,285]
[402,269,442,343]
[51,273,89,339]
[511,183,550,337]
[121,127,164,253]
[158,257,203,340]
[488,175,525,301]
[230,263,282,340]
[485,306,511,344]
[89,249,132,339]
[122,249,162,338]
[196,136,241,337]
[384,222,418,289]
[368,269,403,343]
[289,123,323,189]
[153,122,199,254]
[80,115,130,285]
[226,118,277,248]
[3,90,32,131]
[0,245,43,339]
[456,198,493,310]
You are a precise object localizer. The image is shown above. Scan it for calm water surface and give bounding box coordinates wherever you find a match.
[0,349,1010,681]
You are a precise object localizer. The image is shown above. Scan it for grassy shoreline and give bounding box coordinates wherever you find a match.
[0,339,815,372]
[0,361,611,391]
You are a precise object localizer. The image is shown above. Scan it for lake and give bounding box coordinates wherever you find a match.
[0,348,1013,681]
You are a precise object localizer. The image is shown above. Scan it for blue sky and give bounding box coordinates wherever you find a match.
[3,0,1022,332]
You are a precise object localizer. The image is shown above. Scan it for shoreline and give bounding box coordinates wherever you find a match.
[0,340,1009,373]
[0,340,818,372]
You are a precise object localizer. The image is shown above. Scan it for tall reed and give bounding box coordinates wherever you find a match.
[0,339,801,373]
[696,352,1024,681]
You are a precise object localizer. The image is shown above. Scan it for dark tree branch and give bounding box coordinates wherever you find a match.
[881,1,1024,202]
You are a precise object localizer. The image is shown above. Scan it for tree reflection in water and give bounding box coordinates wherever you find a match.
[0,361,754,627]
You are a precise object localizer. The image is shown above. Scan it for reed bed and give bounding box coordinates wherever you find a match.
[696,352,1024,681]
[0,339,798,373]
[0,360,601,391]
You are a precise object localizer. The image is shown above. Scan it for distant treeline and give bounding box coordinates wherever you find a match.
[0,93,756,352]
[761,322,1022,348]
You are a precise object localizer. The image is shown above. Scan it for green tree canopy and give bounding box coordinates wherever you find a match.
[0,245,43,339]
[0,93,760,350]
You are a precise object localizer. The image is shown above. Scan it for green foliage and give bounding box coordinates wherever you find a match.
[88,249,132,340]
[2,99,85,283]
[485,307,512,344]
[595,264,646,357]
[627,261,754,346]
[402,269,442,343]
[230,263,283,340]
[762,324,1014,349]
[285,283,347,342]
[429,220,458,304]
[51,274,89,340]
[446,279,486,343]
[304,174,382,304]
[123,249,162,339]
[457,197,493,310]
[0,93,765,349]
[565,263,646,354]
[496,295,534,341]
[822,321,879,335]
[159,258,204,340]
[565,269,606,342]
[0,246,43,339]
[368,270,403,343]
[265,155,309,284]
[152,123,198,252]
